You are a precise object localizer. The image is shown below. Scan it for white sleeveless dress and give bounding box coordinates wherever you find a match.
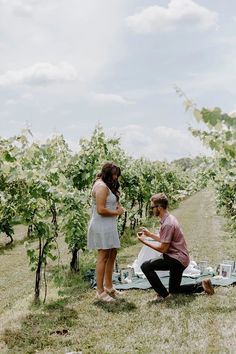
[87,181,120,250]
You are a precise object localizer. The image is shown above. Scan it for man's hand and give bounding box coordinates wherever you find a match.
[140,227,151,237]
[137,232,145,243]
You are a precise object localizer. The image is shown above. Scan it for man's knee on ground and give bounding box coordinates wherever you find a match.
[168,286,180,294]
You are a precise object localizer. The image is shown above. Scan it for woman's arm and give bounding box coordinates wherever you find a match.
[95,185,124,216]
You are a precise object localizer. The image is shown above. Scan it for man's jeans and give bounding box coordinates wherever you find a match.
[141,254,204,298]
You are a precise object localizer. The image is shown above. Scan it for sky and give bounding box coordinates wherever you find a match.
[0,0,235,161]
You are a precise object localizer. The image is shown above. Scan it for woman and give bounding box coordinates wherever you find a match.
[87,162,124,302]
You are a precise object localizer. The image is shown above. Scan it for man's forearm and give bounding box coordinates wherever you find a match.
[148,232,161,242]
[139,238,164,253]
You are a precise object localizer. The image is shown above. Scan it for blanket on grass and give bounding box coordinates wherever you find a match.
[84,269,236,290]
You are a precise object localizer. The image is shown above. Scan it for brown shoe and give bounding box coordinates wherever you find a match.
[202,279,214,295]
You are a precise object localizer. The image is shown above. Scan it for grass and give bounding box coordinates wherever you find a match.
[0,188,236,353]
[2,300,78,354]
[0,224,28,254]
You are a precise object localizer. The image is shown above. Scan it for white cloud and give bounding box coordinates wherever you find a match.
[21,124,209,162]
[178,51,236,96]
[229,110,236,118]
[13,3,33,17]
[0,0,125,84]
[90,92,135,105]
[5,93,33,105]
[107,124,210,161]
[5,99,18,105]
[126,0,218,34]
[0,62,77,87]
[214,35,236,46]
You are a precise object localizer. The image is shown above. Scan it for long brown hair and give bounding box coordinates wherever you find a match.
[96,162,121,200]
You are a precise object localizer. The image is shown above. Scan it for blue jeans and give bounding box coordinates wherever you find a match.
[141,254,204,298]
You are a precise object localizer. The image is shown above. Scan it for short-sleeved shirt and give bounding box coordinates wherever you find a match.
[159,213,190,267]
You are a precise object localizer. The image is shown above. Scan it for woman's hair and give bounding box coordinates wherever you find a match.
[96,162,121,200]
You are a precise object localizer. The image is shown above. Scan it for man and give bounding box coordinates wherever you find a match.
[138,192,214,300]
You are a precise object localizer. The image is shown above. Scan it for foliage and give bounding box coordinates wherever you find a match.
[0,124,205,300]
[191,108,236,230]
[177,87,236,232]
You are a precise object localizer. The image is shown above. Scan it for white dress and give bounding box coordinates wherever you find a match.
[87,181,120,250]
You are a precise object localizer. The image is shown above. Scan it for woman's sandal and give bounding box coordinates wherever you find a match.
[104,287,122,296]
[95,291,115,302]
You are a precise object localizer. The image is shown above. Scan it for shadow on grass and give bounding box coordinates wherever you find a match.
[2,298,77,354]
[94,298,137,313]
[147,294,196,308]
[48,264,92,301]
[0,238,27,254]
[0,241,17,254]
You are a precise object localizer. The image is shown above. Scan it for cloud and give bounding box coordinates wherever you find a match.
[90,92,135,105]
[229,110,236,118]
[177,50,236,96]
[126,0,218,34]
[5,93,33,105]
[5,99,18,105]
[13,3,33,17]
[0,62,77,87]
[213,35,236,46]
[107,124,210,161]
[0,0,125,85]
[0,0,34,17]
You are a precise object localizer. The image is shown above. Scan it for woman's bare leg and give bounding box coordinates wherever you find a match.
[104,248,117,289]
[96,249,110,294]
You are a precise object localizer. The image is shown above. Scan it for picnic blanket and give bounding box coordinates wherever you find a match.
[85,242,236,290]
[113,273,236,290]
[84,269,236,290]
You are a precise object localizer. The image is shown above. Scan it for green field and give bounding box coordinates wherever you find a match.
[0,188,236,354]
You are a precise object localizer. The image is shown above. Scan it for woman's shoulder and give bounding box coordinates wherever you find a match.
[92,179,109,195]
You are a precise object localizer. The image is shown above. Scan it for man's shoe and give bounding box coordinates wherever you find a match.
[202,279,214,295]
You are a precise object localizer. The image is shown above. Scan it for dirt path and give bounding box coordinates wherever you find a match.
[172,187,233,265]
[0,188,232,316]
[121,187,233,268]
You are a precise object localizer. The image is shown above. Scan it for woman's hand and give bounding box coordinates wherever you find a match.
[116,205,124,216]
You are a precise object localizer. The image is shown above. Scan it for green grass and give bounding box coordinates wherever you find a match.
[0,188,236,354]
[2,301,78,354]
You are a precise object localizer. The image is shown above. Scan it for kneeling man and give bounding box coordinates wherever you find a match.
[138,193,214,300]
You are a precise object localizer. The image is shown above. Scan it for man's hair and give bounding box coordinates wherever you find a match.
[150,193,168,209]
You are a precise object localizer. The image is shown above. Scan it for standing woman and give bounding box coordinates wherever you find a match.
[87,162,124,302]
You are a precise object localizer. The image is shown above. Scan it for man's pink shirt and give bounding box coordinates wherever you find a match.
[159,213,190,267]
